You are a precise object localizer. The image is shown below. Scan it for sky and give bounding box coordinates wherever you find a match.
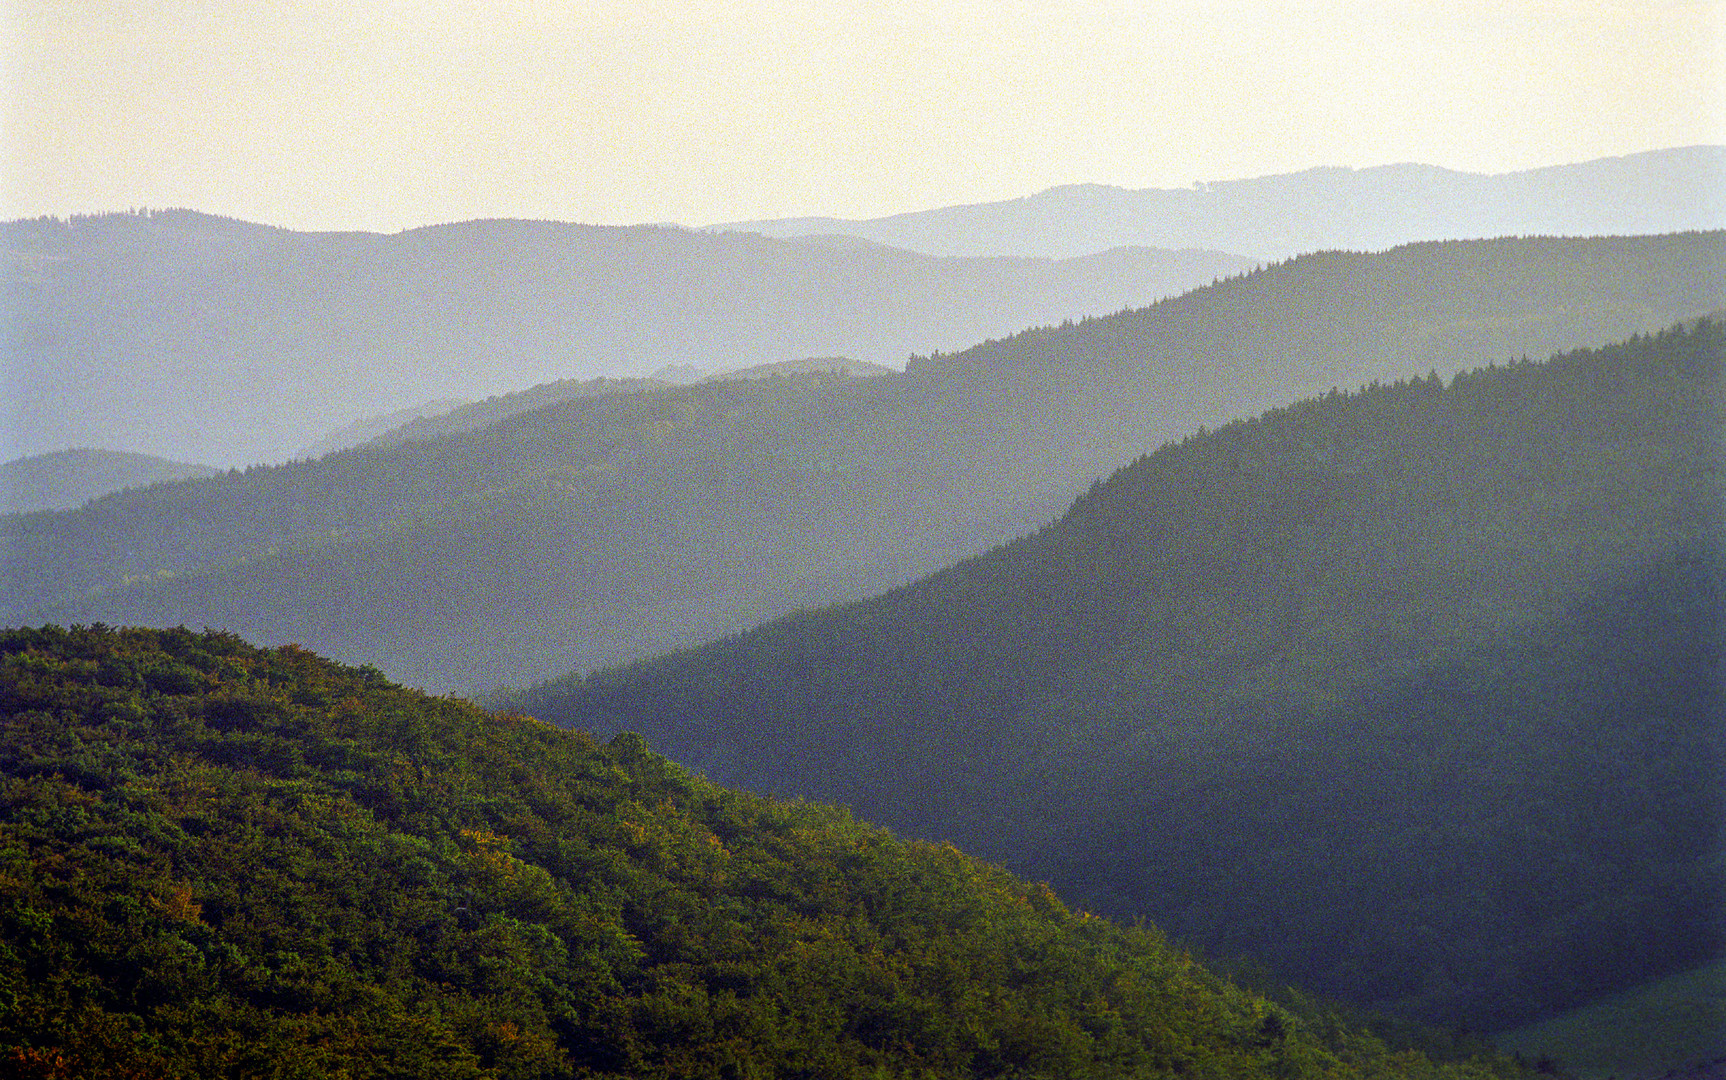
[3,0,1723,233]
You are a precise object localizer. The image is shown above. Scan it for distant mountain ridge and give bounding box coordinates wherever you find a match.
[711,146,1726,259]
[359,375,669,451]
[1,210,1251,466]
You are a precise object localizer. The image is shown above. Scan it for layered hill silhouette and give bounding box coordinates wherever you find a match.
[714,146,1726,259]
[1,209,1250,467]
[4,233,1722,693]
[0,448,218,514]
[0,624,1539,1079]
[510,322,1724,1044]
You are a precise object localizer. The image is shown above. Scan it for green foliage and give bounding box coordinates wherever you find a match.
[0,626,1537,1078]
[515,320,1725,1036]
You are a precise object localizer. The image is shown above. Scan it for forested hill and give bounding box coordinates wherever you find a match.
[514,321,1725,1040]
[0,625,1538,1079]
[907,233,1724,393]
[5,233,1721,693]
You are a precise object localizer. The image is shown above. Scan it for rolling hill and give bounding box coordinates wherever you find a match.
[509,320,1725,1045]
[4,232,1721,693]
[701,356,893,382]
[0,624,1538,1079]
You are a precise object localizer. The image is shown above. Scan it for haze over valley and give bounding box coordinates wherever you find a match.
[5,5,1725,1068]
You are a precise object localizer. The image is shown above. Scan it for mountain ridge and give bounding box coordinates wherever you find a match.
[0,448,220,514]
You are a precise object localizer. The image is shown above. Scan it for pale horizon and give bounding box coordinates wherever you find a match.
[5,1,1722,234]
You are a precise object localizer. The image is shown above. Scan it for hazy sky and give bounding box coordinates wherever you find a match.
[4,0,1722,232]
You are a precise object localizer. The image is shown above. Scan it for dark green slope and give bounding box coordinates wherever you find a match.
[0,626,1535,1079]
[6,233,1722,692]
[515,321,1725,1034]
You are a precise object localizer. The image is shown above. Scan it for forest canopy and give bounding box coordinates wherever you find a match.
[0,625,1541,1078]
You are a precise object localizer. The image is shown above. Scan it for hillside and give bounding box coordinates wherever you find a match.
[713,146,1726,259]
[2,373,991,692]
[0,625,1538,1079]
[1,210,1250,467]
[4,232,1721,692]
[0,449,219,514]
[511,321,1725,1044]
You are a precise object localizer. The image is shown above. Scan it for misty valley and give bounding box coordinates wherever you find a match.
[2,152,1723,1079]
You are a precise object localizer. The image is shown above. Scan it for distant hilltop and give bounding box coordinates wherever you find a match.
[703,357,893,382]
[0,448,219,514]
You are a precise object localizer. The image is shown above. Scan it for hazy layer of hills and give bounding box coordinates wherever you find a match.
[0,624,1540,1079]
[15,149,1711,469]
[4,232,1720,694]
[714,146,1726,260]
[0,448,218,514]
[509,323,1724,1045]
[1,210,1250,467]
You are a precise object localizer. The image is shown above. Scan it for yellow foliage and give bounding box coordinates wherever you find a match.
[149,883,204,925]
